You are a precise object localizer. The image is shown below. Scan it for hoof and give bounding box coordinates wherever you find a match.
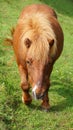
[41,103,50,112]
[22,96,32,105]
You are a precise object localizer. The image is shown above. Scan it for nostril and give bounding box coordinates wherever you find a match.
[36,93,45,99]
[36,94,40,99]
[32,91,41,100]
[32,91,45,100]
[39,93,45,99]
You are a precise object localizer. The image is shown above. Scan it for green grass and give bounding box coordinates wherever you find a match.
[0,0,73,130]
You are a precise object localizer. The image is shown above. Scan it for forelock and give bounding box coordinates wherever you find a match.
[27,37,49,64]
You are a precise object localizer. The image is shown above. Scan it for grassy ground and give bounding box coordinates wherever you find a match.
[0,0,73,130]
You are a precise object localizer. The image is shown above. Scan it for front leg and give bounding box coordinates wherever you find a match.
[41,92,50,111]
[41,81,51,111]
[18,65,32,105]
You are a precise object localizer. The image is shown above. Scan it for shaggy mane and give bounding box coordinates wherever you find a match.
[19,13,57,63]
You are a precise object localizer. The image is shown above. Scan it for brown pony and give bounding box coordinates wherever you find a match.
[9,4,64,111]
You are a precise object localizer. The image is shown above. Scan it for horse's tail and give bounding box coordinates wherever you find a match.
[5,27,15,46]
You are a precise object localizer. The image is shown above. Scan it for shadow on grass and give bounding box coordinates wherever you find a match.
[41,0,73,17]
[50,77,73,112]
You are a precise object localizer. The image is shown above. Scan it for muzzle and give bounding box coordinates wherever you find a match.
[32,82,47,100]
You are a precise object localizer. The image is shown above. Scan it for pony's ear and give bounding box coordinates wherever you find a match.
[49,39,54,48]
[24,38,32,48]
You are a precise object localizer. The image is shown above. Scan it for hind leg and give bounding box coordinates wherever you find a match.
[19,65,32,105]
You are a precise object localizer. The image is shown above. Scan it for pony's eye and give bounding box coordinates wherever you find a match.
[26,59,33,65]
[26,60,31,65]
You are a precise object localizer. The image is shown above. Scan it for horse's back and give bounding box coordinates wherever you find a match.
[19,4,57,19]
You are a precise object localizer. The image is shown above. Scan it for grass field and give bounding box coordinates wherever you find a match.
[0,0,73,130]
